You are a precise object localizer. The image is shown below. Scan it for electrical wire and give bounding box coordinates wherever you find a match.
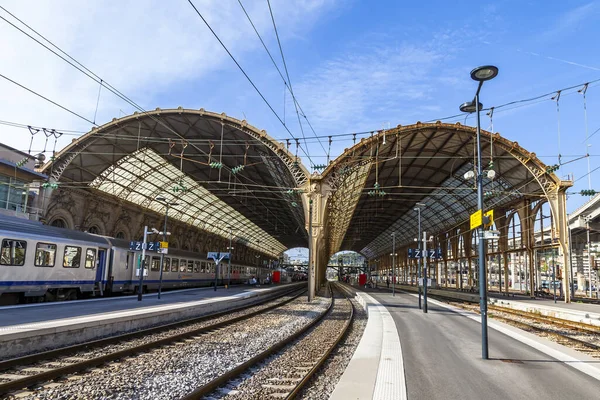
[265,0,327,157]
[185,0,314,166]
[237,0,326,155]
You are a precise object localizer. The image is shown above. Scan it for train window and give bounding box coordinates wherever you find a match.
[34,242,56,267]
[144,255,150,270]
[151,256,161,271]
[171,258,179,272]
[194,260,200,273]
[63,246,82,268]
[1,239,27,266]
[201,261,206,273]
[85,249,96,269]
[163,257,170,272]
[187,260,194,273]
[180,259,187,272]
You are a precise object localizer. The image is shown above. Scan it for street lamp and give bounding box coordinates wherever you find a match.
[226,227,236,288]
[414,202,425,309]
[459,65,499,360]
[391,231,397,297]
[155,196,179,299]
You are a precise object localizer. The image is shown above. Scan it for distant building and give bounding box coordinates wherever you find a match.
[0,143,47,219]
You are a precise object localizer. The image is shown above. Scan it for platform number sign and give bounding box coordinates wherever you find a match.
[408,248,442,259]
[129,241,161,252]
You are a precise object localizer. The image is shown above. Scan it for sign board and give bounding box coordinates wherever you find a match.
[470,209,494,230]
[129,241,143,251]
[470,210,482,230]
[160,241,169,249]
[408,248,442,259]
[483,230,500,240]
[207,252,230,263]
[158,248,169,254]
[129,241,161,252]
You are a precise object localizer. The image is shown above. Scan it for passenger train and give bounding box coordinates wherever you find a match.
[0,214,280,305]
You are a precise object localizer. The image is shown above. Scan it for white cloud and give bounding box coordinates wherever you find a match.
[0,0,335,154]
[293,37,460,135]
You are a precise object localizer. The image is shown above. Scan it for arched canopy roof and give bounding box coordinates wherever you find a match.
[322,121,567,259]
[42,108,310,257]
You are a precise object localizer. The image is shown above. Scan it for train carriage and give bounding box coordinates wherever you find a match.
[0,214,280,304]
[0,215,110,304]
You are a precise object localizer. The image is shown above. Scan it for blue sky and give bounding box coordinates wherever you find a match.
[1,0,599,217]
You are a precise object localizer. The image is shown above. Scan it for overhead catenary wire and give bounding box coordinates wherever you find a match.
[265,0,327,157]
[0,5,302,234]
[185,0,314,166]
[237,0,326,155]
[3,76,600,148]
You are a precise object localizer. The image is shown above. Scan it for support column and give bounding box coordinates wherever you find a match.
[548,183,573,303]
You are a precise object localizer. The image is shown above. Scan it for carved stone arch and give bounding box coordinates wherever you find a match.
[46,208,76,230]
[83,218,106,235]
[112,222,132,241]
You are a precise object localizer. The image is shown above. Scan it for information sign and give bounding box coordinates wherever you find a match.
[470,210,482,230]
[129,241,161,252]
[408,248,442,259]
[207,252,230,263]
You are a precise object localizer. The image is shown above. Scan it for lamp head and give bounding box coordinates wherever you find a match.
[470,65,499,82]
[459,100,483,113]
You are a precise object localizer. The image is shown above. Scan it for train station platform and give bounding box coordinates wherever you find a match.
[388,284,600,327]
[333,284,600,400]
[0,283,301,359]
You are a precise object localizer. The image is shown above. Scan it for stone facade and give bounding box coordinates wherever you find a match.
[42,187,259,263]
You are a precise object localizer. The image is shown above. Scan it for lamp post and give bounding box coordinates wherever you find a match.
[391,232,397,296]
[155,197,178,299]
[585,216,593,298]
[459,65,499,360]
[227,227,234,288]
[414,203,425,309]
[423,231,429,313]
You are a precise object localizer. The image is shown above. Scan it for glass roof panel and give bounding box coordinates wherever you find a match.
[90,147,285,257]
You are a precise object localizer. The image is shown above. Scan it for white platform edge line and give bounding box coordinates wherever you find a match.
[0,288,280,333]
[403,291,600,382]
[0,287,213,309]
[361,292,408,400]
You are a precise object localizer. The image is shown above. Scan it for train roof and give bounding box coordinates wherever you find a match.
[0,214,109,246]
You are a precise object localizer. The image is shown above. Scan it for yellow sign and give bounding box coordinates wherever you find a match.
[470,210,482,230]
[470,209,494,230]
[160,241,169,249]
[484,210,494,228]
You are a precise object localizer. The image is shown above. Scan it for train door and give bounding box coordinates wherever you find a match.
[95,248,107,295]
[105,249,115,293]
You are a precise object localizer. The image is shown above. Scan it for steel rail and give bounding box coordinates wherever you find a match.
[487,305,600,334]
[484,309,600,353]
[0,286,304,396]
[284,283,355,399]
[181,283,340,399]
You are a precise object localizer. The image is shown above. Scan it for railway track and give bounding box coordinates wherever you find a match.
[0,287,305,397]
[448,301,600,358]
[420,292,600,358]
[487,304,600,334]
[184,282,354,400]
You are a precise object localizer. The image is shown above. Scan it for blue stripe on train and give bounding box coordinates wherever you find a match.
[0,278,230,286]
